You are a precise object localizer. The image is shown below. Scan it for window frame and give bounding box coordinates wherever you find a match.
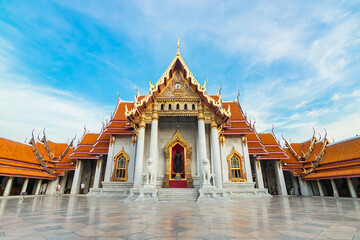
[111,147,130,182]
[227,147,246,182]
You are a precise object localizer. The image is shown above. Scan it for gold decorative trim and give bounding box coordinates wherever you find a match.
[220,135,225,147]
[139,113,146,128]
[125,47,231,119]
[152,101,159,120]
[163,129,193,188]
[242,136,247,147]
[227,147,247,182]
[110,135,115,147]
[111,147,130,182]
[210,115,217,129]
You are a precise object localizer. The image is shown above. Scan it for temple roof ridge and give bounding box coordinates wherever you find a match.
[125,41,231,120]
[327,134,360,146]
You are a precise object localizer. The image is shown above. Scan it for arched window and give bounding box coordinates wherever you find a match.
[192,104,195,110]
[161,104,164,110]
[176,103,180,110]
[168,104,172,110]
[227,148,246,182]
[111,147,130,181]
[184,104,187,110]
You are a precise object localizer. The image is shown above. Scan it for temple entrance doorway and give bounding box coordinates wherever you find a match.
[169,143,186,188]
[163,129,193,188]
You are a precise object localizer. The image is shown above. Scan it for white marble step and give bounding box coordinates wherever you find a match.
[157,188,199,201]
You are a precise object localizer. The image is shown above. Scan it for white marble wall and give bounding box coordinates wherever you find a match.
[220,136,247,183]
[104,135,136,183]
[143,118,211,187]
[103,119,249,188]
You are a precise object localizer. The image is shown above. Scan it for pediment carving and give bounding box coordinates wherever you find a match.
[158,71,199,99]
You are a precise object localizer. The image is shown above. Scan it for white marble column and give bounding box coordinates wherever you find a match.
[104,136,115,183]
[3,177,14,196]
[92,157,103,189]
[298,177,310,196]
[21,178,29,194]
[60,175,67,194]
[254,158,264,189]
[347,178,357,198]
[291,175,299,195]
[133,113,146,188]
[330,179,339,197]
[46,178,59,195]
[197,104,208,187]
[34,179,42,195]
[317,180,324,196]
[241,136,253,183]
[220,139,229,183]
[147,102,159,187]
[210,116,222,188]
[71,160,83,194]
[275,160,287,195]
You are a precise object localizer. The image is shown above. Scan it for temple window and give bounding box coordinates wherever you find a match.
[184,104,187,110]
[176,103,180,110]
[192,104,195,110]
[161,104,164,110]
[111,147,130,182]
[175,82,181,89]
[169,104,172,110]
[227,148,246,182]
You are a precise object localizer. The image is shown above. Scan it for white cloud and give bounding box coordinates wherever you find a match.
[0,79,112,143]
[1,0,359,144]
[0,38,111,143]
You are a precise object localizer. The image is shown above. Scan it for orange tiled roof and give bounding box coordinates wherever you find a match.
[70,133,100,160]
[320,136,360,164]
[0,137,74,179]
[283,148,302,164]
[303,168,360,180]
[258,133,279,146]
[0,137,39,164]
[257,133,289,160]
[223,102,246,122]
[0,166,54,179]
[0,159,42,171]
[316,161,360,171]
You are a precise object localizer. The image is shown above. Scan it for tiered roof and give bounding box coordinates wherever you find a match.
[124,47,231,122]
[70,133,100,159]
[282,132,360,180]
[257,133,289,160]
[303,136,360,180]
[0,137,75,180]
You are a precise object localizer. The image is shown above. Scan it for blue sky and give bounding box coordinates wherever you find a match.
[0,0,359,144]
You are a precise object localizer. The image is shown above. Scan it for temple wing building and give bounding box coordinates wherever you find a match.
[282,133,360,198]
[0,133,75,196]
[0,44,359,200]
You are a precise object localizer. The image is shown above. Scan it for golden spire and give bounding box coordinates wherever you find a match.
[176,38,180,56]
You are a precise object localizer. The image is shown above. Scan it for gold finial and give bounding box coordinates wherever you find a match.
[149,76,153,88]
[176,38,180,56]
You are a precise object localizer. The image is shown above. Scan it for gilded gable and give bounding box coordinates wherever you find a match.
[158,71,199,99]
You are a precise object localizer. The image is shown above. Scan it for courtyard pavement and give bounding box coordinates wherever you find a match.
[0,195,359,240]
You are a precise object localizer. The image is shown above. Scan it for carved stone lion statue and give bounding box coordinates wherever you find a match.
[145,157,155,185]
[202,158,211,185]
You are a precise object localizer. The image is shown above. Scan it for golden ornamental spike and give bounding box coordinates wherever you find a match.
[149,76,153,88]
[176,38,180,56]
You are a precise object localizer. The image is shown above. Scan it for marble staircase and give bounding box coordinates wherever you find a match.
[88,182,133,197]
[157,188,199,201]
[223,182,271,198]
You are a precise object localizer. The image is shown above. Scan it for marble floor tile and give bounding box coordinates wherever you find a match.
[0,195,358,239]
